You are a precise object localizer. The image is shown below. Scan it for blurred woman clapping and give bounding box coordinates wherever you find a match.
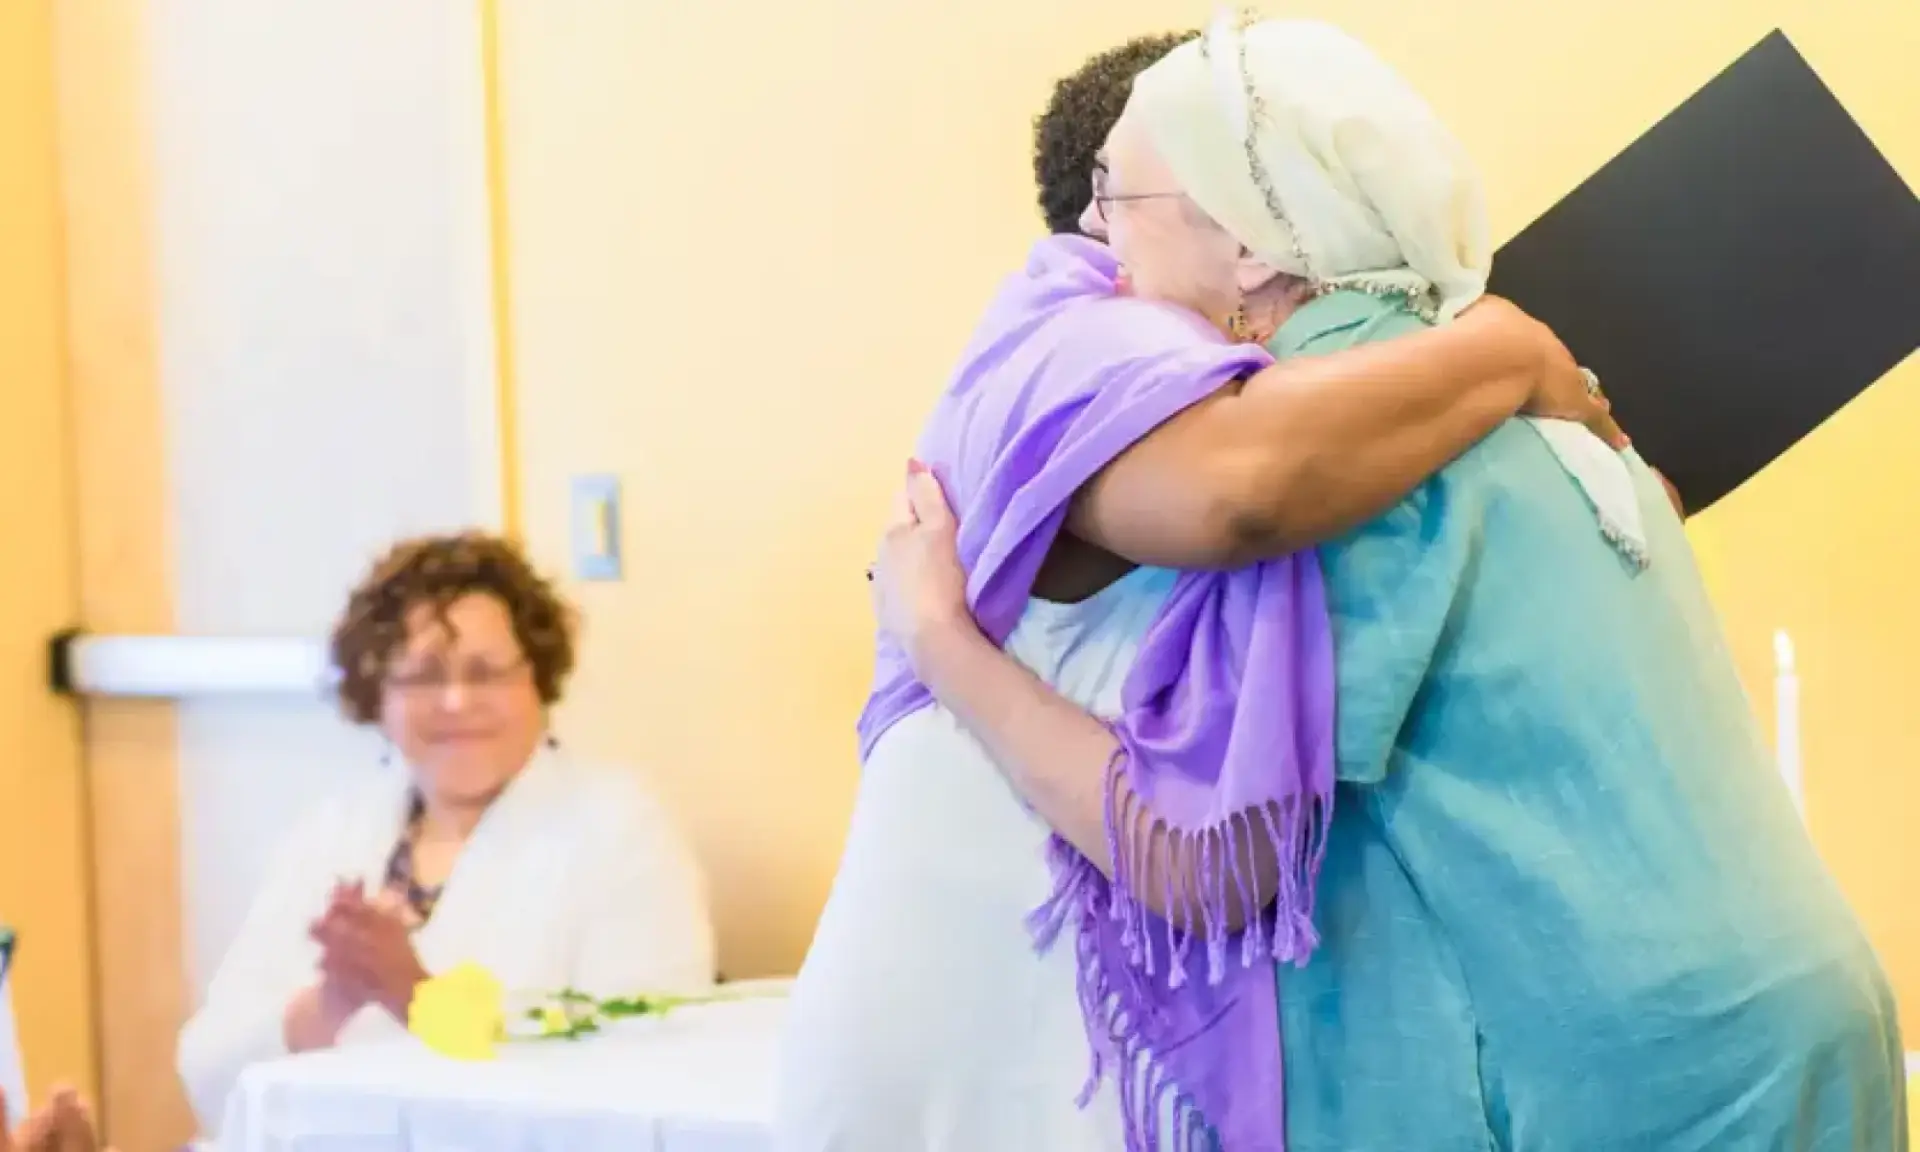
[177,532,715,1135]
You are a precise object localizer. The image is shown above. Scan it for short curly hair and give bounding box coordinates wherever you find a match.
[1032,31,1197,235]
[329,531,576,724]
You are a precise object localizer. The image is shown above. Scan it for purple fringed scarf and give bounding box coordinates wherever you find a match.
[858,235,1337,1151]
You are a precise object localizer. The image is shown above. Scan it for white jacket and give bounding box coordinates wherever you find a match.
[176,751,715,1135]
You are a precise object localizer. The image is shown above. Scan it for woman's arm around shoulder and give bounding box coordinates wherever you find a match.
[565,765,717,995]
[872,468,1272,927]
[1069,297,1622,568]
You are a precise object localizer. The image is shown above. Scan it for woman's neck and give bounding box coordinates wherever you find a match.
[411,735,543,841]
[416,795,489,843]
[1237,275,1315,346]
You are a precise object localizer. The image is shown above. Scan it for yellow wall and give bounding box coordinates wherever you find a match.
[0,0,100,1109]
[39,0,189,1142]
[0,0,1901,1143]
[496,0,1919,1031]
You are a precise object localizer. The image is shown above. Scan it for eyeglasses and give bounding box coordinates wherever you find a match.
[1090,160,1183,222]
[384,656,530,693]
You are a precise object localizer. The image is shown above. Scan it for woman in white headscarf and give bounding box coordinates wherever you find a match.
[864,15,1905,1151]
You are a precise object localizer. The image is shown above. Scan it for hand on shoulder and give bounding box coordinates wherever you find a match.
[869,462,976,673]
[1467,296,1627,449]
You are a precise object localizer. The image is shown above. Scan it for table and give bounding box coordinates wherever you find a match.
[217,984,787,1152]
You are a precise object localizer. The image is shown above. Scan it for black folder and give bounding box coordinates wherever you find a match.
[1488,30,1920,514]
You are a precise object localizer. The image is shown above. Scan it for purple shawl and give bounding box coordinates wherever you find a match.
[858,234,1337,1151]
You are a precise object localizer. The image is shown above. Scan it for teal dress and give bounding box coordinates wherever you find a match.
[1270,292,1906,1150]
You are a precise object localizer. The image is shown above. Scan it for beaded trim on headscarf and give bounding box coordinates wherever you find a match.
[1198,9,1442,323]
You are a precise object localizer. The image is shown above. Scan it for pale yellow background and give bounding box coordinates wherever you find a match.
[0,0,98,1108]
[497,0,1919,1013]
[0,0,1911,1147]
[7,0,194,1134]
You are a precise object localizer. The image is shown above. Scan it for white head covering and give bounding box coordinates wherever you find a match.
[1132,15,1490,320]
[1131,13,1650,564]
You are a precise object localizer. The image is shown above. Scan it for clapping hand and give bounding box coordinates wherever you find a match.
[310,881,429,1020]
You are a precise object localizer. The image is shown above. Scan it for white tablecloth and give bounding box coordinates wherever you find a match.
[218,986,787,1152]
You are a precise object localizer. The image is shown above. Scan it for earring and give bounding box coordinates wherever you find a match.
[1225,305,1254,343]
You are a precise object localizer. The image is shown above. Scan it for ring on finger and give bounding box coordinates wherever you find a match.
[1579,366,1603,400]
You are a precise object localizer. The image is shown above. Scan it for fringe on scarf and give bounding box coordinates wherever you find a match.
[1027,734,1327,1151]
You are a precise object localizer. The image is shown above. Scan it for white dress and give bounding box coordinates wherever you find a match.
[777,566,1178,1151]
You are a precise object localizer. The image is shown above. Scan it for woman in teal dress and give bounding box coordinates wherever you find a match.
[866,16,1905,1150]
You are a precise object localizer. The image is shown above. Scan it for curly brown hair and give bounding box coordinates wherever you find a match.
[1032,31,1197,235]
[329,531,576,724]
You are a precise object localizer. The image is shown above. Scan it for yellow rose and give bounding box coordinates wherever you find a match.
[408,961,506,1061]
[539,1004,571,1036]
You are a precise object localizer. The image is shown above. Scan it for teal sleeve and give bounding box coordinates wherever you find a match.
[1326,477,1472,785]
[1268,290,1470,784]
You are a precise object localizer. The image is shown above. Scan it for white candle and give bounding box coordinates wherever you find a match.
[0,956,21,1126]
[1773,629,1804,818]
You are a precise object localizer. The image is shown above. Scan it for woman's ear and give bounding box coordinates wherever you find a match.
[1234,250,1284,295]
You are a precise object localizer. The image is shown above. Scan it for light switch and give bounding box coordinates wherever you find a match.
[570,474,623,581]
